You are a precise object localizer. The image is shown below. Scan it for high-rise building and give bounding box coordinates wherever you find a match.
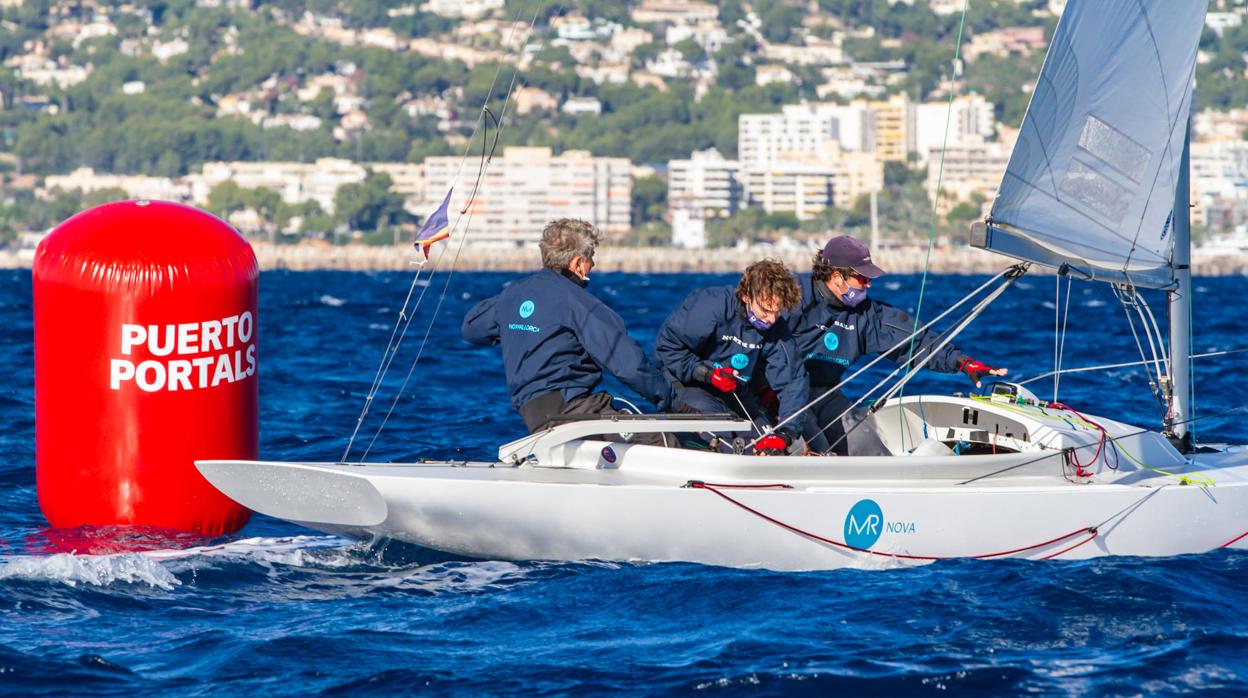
[925,140,1013,214]
[867,94,914,162]
[913,94,996,164]
[738,104,874,165]
[741,161,837,221]
[423,147,631,245]
[667,148,742,218]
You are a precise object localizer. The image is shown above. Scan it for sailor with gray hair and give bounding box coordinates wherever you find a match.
[462,218,676,437]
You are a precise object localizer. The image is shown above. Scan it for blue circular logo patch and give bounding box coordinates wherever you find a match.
[844,499,883,549]
[601,446,617,464]
[730,353,750,370]
[519,300,535,318]
[823,332,840,351]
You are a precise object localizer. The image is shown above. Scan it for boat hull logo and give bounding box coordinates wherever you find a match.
[823,332,839,351]
[600,446,616,464]
[844,498,883,549]
[519,300,535,318]
[730,353,749,370]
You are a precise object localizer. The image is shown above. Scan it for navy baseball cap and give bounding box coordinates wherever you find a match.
[818,236,886,278]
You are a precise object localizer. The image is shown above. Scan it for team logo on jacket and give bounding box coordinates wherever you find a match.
[519,300,535,318]
[730,353,750,370]
[823,332,839,351]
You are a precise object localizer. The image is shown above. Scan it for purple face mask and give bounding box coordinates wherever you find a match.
[747,309,773,331]
[839,286,869,307]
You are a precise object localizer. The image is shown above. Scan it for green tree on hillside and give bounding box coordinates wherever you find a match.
[334,170,409,232]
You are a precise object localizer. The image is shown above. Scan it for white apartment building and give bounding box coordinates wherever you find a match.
[188,158,424,215]
[670,201,707,249]
[667,148,743,217]
[925,140,1013,213]
[738,103,875,165]
[42,168,192,201]
[1191,139,1248,228]
[742,148,884,217]
[631,1,719,25]
[421,0,503,19]
[191,158,367,213]
[741,162,838,221]
[371,163,427,213]
[913,94,996,164]
[423,147,631,245]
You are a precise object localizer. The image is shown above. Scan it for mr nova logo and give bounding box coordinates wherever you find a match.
[843,498,917,549]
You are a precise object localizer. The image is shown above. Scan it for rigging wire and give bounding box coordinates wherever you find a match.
[899,0,972,453]
[1112,283,1167,414]
[758,267,1019,444]
[1053,273,1060,402]
[803,272,1020,455]
[1053,273,1072,402]
[1019,347,1248,387]
[359,32,547,461]
[341,1,553,462]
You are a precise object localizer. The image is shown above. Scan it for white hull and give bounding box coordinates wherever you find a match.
[198,396,1248,571]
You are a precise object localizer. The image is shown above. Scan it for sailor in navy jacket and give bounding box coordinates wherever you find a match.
[654,261,825,453]
[461,219,675,434]
[789,236,1006,454]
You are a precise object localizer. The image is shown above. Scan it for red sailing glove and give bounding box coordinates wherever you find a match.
[754,430,794,456]
[958,357,998,387]
[709,366,739,392]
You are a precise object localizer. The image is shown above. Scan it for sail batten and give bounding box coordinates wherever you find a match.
[977,0,1206,289]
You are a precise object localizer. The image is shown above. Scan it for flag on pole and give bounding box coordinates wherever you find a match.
[414,188,452,259]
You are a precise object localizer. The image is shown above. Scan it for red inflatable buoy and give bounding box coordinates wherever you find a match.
[33,200,256,535]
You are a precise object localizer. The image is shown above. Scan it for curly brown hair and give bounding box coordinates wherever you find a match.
[737,259,801,311]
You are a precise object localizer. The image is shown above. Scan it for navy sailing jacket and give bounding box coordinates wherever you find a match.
[654,285,812,425]
[788,273,967,388]
[461,268,673,412]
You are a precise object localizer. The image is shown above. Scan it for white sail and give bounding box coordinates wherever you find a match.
[973,0,1206,288]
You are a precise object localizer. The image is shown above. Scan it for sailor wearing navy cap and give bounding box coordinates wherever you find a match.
[789,236,1007,455]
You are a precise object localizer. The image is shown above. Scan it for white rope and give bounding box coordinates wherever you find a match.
[1054,274,1072,401]
[1113,284,1166,408]
[1130,295,1166,390]
[1053,274,1060,403]
[730,389,764,438]
[1137,290,1171,382]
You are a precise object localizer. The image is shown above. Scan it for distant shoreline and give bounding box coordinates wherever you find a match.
[5,242,1248,275]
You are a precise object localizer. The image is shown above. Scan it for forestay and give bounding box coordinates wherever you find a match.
[973,0,1206,288]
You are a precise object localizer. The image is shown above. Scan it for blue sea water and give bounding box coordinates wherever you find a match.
[1,267,1246,695]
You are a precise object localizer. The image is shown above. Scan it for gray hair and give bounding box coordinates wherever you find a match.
[539,218,599,270]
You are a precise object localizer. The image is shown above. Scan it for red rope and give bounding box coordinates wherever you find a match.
[1221,531,1248,548]
[1039,529,1100,559]
[687,482,793,490]
[1050,402,1113,476]
[688,482,1097,561]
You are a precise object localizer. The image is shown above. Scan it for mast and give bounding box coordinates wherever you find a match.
[1166,125,1193,451]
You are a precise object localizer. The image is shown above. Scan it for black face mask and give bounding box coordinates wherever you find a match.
[560,267,589,288]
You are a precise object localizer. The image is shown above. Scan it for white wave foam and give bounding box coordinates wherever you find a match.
[0,536,349,590]
[145,536,347,569]
[0,552,181,590]
[318,294,346,307]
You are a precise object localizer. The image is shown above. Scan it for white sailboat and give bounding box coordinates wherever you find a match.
[197,0,1248,571]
